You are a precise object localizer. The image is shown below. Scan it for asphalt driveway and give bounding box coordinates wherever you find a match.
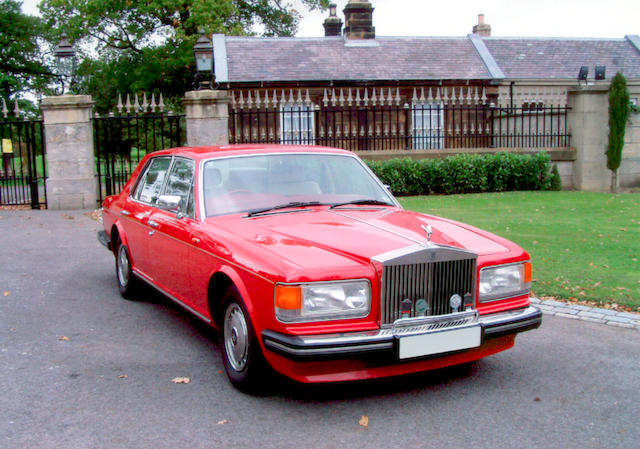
[1,210,639,449]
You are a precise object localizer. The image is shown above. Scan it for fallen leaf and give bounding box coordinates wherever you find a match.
[58,336,69,341]
[62,214,74,220]
[217,370,223,374]
[3,291,10,297]
[118,374,128,379]
[359,415,369,428]
[217,419,228,425]
[172,376,190,384]
[534,397,541,402]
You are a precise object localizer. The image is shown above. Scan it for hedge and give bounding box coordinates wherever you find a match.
[365,152,561,196]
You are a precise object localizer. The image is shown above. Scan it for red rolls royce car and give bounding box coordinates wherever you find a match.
[99,145,541,391]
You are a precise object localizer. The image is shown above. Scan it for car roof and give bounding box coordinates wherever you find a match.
[149,144,355,161]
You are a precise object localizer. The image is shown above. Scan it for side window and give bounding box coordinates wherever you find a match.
[163,158,195,218]
[133,157,172,204]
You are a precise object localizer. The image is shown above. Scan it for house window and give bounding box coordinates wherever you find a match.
[522,101,545,113]
[280,104,315,145]
[412,103,444,149]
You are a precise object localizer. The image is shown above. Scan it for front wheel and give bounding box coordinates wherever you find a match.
[221,293,269,392]
[115,240,139,299]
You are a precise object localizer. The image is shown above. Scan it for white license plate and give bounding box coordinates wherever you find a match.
[398,325,482,359]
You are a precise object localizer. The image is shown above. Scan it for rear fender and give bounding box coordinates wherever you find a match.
[110,221,130,254]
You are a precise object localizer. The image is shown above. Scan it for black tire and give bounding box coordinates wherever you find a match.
[220,289,269,393]
[114,239,139,299]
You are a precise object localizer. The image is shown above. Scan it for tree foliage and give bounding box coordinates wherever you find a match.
[0,0,52,98]
[606,72,630,192]
[39,0,329,112]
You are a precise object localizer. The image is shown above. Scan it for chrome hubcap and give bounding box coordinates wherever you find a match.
[224,304,249,371]
[117,246,130,287]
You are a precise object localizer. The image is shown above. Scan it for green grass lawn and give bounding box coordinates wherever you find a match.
[399,191,640,311]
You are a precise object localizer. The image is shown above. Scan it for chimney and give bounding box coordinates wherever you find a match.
[323,3,343,37]
[472,14,491,37]
[343,0,375,40]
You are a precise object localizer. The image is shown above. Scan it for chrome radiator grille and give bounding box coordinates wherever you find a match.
[380,258,476,325]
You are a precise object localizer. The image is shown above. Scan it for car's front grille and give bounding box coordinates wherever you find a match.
[379,253,477,326]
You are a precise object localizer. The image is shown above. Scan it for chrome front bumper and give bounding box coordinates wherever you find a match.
[262,305,542,360]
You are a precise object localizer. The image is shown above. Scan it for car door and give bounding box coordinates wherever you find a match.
[147,157,197,305]
[122,156,173,280]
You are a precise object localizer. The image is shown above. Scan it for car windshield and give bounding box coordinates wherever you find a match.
[202,153,395,217]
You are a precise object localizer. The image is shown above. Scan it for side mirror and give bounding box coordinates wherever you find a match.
[157,194,182,213]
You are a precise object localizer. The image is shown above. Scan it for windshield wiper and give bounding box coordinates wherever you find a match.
[329,199,394,209]
[247,201,321,217]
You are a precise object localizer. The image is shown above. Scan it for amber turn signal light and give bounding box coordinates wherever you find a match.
[524,262,532,284]
[275,285,302,310]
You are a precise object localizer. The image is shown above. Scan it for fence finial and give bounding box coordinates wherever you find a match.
[304,89,311,106]
[133,93,141,113]
[158,93,165,113]
[13,100,21,117]
[117,94,124,114]
[150,93,156,113]
[370,88,377,106]
[142,93,149,112]
[247,90,253,108]
[125,94,132,114]
[1,98,7,119]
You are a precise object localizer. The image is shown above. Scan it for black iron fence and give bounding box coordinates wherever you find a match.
[229,88,570,151]
[94,113,185,204]
[230,103,570,151]
[0,107,47,208]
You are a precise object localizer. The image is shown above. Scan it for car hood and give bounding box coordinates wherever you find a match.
[211,207,515,278]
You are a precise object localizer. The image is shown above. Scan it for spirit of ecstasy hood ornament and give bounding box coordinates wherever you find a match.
[421,224,433,242]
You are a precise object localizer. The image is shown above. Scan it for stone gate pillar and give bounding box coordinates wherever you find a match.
[184,90,230,147]
[41,95,97,209]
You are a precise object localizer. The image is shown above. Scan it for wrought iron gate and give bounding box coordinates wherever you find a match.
[0,103,47,209]
[93,101,185,205]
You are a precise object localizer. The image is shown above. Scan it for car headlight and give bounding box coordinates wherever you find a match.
[275,280,371,323]
[479,262,532,302]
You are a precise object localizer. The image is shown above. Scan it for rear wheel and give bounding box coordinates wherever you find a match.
[221,290,269,392]
[115,240,139,299]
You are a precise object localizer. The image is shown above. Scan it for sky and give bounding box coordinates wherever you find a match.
[297,0,639,38]
[21,0,639,39]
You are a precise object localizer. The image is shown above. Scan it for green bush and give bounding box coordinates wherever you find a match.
[365,152,558,196]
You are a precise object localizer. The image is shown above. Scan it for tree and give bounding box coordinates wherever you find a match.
[606,72,630,193]
[0,0,52,98]
[39,0,329,112]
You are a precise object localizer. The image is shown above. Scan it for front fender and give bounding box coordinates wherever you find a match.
[215,264,275,337]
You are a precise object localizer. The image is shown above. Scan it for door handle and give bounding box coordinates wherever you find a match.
[121,210,131,216]
[191,237,201,244]
[149,220,159,228]
[148,230,155,236]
